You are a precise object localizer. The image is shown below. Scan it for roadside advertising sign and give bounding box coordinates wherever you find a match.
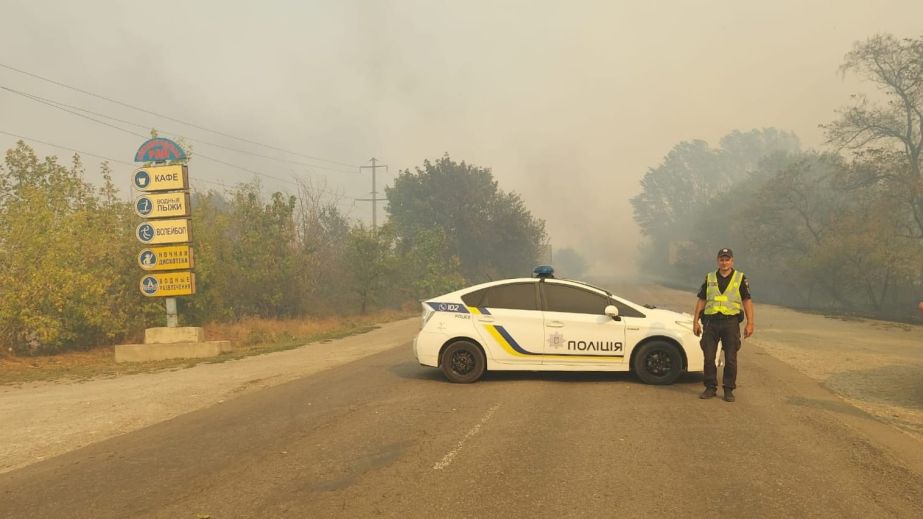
[133,164,189,192]
[134,192,191,218]
[134,137,188,163]
[133,138,195,315]
[136,218,192,245]
[140,271,196,297]
[138,245,195,271]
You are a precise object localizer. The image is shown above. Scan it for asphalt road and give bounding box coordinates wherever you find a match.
[2,341,922,518]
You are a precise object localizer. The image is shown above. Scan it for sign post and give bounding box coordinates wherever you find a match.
[132,137,195,328]
[116,136,230,363]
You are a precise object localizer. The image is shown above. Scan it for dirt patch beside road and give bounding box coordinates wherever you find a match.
[755,307,923,439]
[0,318,421,474]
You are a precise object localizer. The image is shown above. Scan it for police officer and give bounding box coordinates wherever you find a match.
[692,248,754,402]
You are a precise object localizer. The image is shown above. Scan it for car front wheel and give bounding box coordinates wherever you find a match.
[633,341,683,385]
[441,340,486,383]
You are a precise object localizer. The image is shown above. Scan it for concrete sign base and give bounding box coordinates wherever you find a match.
[145,326,205,344]
[114,341,232,363]
[114,326,231,363]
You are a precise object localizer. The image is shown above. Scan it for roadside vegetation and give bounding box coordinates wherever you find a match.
[632,34,923,321]
[0,148,546,357]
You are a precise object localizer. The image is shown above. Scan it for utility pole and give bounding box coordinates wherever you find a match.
[357,157,388,233]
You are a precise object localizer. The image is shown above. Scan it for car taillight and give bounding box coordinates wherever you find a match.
[421,303,435,329]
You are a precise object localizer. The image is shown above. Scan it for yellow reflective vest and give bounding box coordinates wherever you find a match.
[704,270,744,316]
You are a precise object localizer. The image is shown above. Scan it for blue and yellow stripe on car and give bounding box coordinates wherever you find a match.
[467,306,491,315]
[485,325,535,356]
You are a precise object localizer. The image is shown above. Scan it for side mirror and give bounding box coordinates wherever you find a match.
[604,305,620,321]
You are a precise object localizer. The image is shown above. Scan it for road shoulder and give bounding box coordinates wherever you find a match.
[0,317,419,474]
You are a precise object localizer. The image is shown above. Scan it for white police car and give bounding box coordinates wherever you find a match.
[413,266,702,384]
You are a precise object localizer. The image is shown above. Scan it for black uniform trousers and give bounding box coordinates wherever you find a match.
[700,316,741,390]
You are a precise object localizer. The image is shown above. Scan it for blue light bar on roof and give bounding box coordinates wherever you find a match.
[533,265,555,278]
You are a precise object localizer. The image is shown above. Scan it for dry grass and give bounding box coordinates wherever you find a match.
[203,308,413,345]
[0,309,415,386]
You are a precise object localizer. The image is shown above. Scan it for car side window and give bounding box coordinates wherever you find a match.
[483,283,538,311]
[609,298,646,318]
[543,283,609,314]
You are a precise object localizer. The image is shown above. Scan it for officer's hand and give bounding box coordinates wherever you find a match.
[744,322,754,338]
[693,322,702,337]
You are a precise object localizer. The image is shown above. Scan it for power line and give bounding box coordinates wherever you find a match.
[0,61,361,169]
[195,152,300,187]
[0,131,218,192]
[0,129,133,166]
[0,88,303,188]
[3,86,147,139]
[0,129,228,190]
[0,86,359,175]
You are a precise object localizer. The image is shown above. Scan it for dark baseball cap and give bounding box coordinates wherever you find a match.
[717,248,733,258]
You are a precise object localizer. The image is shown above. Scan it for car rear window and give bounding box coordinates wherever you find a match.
[461,288,487,307]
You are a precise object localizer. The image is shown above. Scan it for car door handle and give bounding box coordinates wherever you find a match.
[546,321,564,328]
[627,326,640,330]
[477,317,495,323]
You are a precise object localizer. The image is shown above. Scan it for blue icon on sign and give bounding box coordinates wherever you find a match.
[141,276,158,295]
[134,170,150,189]
[137,223,154,242]
[136,197,152,216]
[140,250,157,267]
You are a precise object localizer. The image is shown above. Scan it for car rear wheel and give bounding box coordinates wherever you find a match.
[633,340,683,385]
[441,340,486,383]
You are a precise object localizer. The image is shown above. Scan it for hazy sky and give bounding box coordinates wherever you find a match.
[2,0,922,275]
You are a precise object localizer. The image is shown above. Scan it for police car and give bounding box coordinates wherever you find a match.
[413,266,702,384]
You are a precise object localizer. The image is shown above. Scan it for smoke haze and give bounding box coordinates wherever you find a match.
[2,0,921,275]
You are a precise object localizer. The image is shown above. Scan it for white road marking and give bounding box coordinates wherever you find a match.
[433,403,501,470]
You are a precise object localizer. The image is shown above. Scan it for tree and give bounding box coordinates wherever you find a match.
[186,181,303,320]
[386,154,546,282]
[185,189,237,323]
[293,178,352,313]
[344,224,397,314]
[398,227,465,299]
[734,153,851,306]
[718,128,802,181]
[632,129,802,279]
[227,183,299,317]
[716,150,921,313]
[631,140,722,239]
[824,34,923,238]
[631,140,729,275]
[0,142,146,353]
